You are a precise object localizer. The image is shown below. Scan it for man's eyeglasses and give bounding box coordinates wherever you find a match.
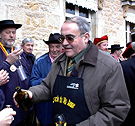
[58,34,83,44]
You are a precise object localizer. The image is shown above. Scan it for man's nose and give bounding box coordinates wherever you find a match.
[10,32,14,37]
[62,39,69,45]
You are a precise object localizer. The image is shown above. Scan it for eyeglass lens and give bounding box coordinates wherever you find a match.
[58,35,76,43]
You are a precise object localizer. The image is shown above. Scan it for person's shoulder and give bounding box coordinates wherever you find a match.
[54,53,66,63]
[98,50,119,68]
[121,56,135,66]
[35,53,49,63]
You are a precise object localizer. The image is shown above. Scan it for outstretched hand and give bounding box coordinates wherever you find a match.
[13,89,33,108]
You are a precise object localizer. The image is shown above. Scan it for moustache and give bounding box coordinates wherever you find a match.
[8,39,15,41]
[63,45,72,49]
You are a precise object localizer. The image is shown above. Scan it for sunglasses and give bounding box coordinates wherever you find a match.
[58,34,83,44]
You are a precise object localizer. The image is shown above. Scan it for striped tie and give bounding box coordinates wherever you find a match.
[66,59,74,77]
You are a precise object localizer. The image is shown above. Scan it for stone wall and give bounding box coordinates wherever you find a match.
[0,0,64,58]
[96,0,126,47]
[0,0,128,56]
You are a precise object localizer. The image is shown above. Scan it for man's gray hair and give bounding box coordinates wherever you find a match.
[21,38,34,46]
[64,16,91,34]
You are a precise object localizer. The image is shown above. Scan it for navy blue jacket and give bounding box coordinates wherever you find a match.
[0,89,5,110]
[20,52,35,82]
[30,53,53,125]
[0,47,33,126]
[121,56,135,126]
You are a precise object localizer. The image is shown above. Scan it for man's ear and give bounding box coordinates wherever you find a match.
[83,32,90,44]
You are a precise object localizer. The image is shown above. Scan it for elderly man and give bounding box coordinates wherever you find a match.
[0,20,36,126]
[30,33,63,126]
[16,16,130,126]
[20,38,35,81]
[109,44,124,62]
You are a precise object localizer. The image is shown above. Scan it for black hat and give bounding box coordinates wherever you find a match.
[109,44,124,54]
[0,20,22,30]
[43,33,61,45]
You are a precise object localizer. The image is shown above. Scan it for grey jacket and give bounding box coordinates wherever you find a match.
[29,43,130,126]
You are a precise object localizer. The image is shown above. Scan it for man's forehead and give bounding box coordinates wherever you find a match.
[61,22,80,34]
[49,43,61,46]
[2,27,17,32]
[24,42,34,45]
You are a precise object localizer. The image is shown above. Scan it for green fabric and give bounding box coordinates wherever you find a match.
[66,45,89,76]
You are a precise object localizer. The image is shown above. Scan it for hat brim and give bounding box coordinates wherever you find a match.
[0,24,22,29]
[43,39,60,45]
[108,47,124,50]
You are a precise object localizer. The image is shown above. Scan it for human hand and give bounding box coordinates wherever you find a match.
[6,49,23,64]
[0,108,16,126]
[0,70,9,86]
[13,89,33,108]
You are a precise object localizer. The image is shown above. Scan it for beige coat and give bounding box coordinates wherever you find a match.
[29,43,130,126]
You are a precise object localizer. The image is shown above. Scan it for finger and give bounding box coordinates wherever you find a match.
[3,70,9,75]
[13,92,19,108]
[27,90,33,99]
[2,71,9,83]
[1,79,9,85]
[7,116,14,124]
[8,109,16,116]
[0,69,5,74]
[13,49,23,56]
[11,116,14,121]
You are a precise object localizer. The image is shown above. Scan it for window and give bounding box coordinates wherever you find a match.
[125,21,135,44]
[79,6,89,18]
[65,2,95,40]
[65,2,91,21]
[66,3,75,14]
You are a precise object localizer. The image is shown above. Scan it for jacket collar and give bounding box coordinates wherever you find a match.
[55,41,98,66]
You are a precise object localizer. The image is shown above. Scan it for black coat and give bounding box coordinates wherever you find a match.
[121,56,135,126]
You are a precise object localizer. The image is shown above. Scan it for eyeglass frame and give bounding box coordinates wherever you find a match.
[58,33,86,44]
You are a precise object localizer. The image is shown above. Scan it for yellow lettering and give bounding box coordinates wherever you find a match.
[53,96,59,103]
[60,96,63,103]
[63,97,67,105]
[67,99,76,108]
[53,96,76,109]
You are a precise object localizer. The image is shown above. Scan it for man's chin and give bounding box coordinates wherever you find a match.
[5,42,14,48]
[5,44,13,48]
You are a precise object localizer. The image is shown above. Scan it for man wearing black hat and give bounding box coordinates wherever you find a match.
[0,20,36,126]
[109,44,124,62]
[30,33,63,126]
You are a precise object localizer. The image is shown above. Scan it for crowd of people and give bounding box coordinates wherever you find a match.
[0,16,134,126]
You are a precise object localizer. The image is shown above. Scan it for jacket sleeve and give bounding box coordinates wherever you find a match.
[0,89,5,110]
[0,61,11,72]
[29,62,57,102]
[30,62,44,86]
[77,63,130,126]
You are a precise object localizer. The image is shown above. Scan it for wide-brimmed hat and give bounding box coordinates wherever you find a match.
[122,42,135,58]
[0,20,22,30]
[43,33,61,45]
[94,35,108,45]
[109,44,124,53]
